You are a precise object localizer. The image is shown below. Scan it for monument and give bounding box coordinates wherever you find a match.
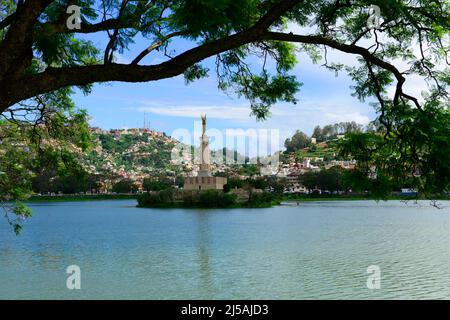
[184,115,227,191]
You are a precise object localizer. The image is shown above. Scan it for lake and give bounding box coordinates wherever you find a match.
[0,200,449,299]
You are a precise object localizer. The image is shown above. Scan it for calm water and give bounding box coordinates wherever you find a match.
[0,200,449,299]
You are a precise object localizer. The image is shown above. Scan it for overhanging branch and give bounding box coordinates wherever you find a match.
[262,31,421,109]
[0,0,303,111]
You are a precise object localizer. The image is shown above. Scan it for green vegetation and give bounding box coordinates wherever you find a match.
[86,130,178,175]
[292,143,338,162]
[198,190,237,208]
[112,179,138,194]
[143,177,174,192]
[137,189,176,208]
[223,176,286,195]
[137,189,278,209]
[312,122,366,143]
[283,121,383,162]
[1,0,449,233]
[0,95,90,234]
[282,194,450,202]
[28,194,137,202]
[338,107,450,198]
[284,130,310,152]
[299,167,347,193]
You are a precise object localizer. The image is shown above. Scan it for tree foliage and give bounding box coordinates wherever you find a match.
[285,130,310,152]
[312,121,365,142]
[112,179,137,193]
[0,99,91,233]
[143,177,173,191]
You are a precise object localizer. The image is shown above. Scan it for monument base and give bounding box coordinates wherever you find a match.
[184,176,227,191]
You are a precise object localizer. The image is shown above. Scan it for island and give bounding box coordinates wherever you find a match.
[137,115,278,208]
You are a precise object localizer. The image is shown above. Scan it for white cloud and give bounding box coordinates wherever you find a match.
[133,95,373,134]
[268,99,372,131]
[138,105,249,120]
[132,102,259,120]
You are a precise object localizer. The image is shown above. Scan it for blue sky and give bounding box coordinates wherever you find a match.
[72,29,378,152]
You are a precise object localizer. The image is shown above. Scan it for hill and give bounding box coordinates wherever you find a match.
[81,128,182,180]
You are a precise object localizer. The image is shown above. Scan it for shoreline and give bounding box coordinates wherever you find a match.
[25,194,449,204]
[26,194,137,202]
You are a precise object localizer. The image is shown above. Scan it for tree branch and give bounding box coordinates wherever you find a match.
[0,12,17,30]
[131,31,188,65]
[41,17,135,35]
[261,31,420,109]
[0,0,54,79]
[0,0,303,111]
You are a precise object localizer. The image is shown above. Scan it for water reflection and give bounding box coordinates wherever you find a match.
[194,210,214,297]
[0,200,449,299]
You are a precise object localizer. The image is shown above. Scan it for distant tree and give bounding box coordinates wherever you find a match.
[265,176,287,195]
[317,167,343,192]
[364,121,384,134]
[249,177,268,190]
[299,171,318,192]
[224,178,245,191]
[285,130,310,152]
[342,121,363,134]
[312,126,324,142]
[365,123,377,133]
[137,192,161,207]
[246,192,276,207]
[32,149,91,194]
[322,125,335,138]
[112,180,135,193]
[143,177,172,191]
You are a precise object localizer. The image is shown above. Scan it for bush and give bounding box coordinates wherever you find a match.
[182,192,197,206]
[218,192,237,207]
[197,190,237,208]
[143,177,172,191]
[223,183,231,193]
[180,190,237,207]
[159,189,174,203]
[199,190,220,207]
[112,179,135,193]
[246,192,277,207]
[137,192,161,207]
[137,188,175,207]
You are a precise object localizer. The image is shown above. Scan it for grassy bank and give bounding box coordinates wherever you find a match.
[26,193,449,204]
[27,194,138,202]
[281,194,450,202]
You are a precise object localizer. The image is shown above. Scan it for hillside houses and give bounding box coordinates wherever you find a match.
[78,127,359,194]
